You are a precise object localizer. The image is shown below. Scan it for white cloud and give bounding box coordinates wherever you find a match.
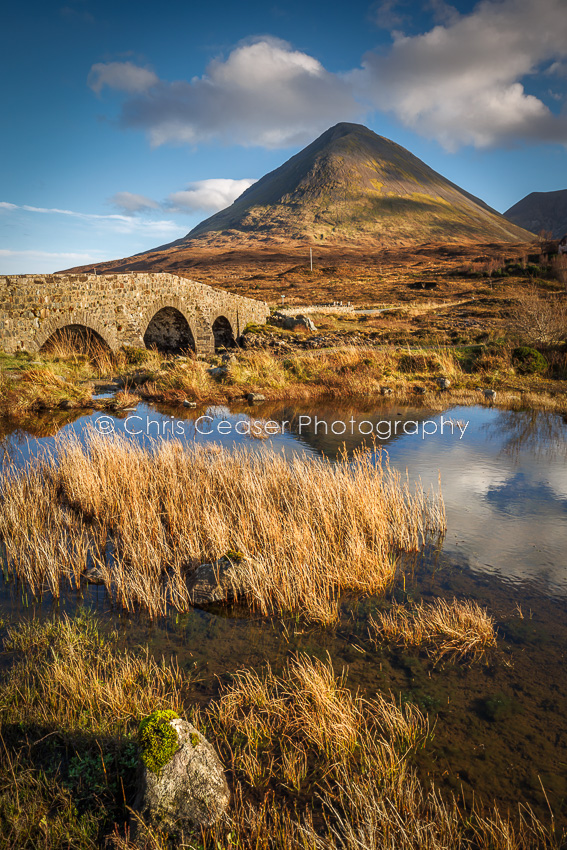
[354,0,567,149]
[0,201,184,238]
[547,60,567,77]
[90,38,361,148]
[109,191,160,214]
[88,61,159,95]
[0,249,106,275]
[0,250,103,260]
[167,178,257,212]
[88,3,567,152]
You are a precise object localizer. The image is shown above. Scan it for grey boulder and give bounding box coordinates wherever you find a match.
[135,718,230,828]
[187,557,244,606]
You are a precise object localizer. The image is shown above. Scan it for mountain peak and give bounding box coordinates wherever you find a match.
[165,122,532,248]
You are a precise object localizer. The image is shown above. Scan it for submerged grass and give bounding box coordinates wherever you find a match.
[117,653,563,850]
[0,430,446,624]
[198,653,428,797]
[368,598,498,663]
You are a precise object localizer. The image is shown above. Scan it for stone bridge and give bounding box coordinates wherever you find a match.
[0,272,270,355]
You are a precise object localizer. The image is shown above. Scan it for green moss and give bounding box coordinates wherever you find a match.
[138,710,180,775]
[190,732,200,748]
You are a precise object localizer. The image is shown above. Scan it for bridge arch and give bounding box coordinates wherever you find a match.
[142,298,198,353]
[212,314,236,350]
[34,312,116,353]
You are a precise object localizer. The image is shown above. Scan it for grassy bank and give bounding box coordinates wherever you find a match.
[134,345,567,412]
[2,334,567,420]
[0,613,561,849]
[0,430,445,624]
[0,612,191,848]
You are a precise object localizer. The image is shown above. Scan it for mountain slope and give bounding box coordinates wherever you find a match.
[504,190,567,239]
[66,123,534,275]
[170,122,531,247]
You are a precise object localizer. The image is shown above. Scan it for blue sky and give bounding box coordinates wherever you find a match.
[1,0,566,273]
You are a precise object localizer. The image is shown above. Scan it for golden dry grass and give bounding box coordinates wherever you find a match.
[0,430,446,624]
[2,612,188,735]
[137,357,225,405]
[40,326,117,377]
[111,653,562,850]
[132,346,567,413]
[368,597,497,662]
[0,366,94,417]
[198,653,428,797]
[1,615,557,850]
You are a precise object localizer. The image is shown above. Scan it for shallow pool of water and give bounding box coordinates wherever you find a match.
[3,398,565,592]
[1,398,567,822]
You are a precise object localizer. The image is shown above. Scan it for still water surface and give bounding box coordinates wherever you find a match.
[1,399,567,821]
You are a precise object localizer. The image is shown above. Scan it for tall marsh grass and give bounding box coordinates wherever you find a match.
[0,430,446,624]
[0,366,94,417]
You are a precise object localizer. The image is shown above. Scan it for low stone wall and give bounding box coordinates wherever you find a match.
[0,272,270,355]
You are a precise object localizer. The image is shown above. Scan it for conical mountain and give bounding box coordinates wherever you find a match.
[66,123,534,276]
[159,122,533,250]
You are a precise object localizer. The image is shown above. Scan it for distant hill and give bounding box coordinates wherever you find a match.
[66,123,534,275]
[504,190,567,239]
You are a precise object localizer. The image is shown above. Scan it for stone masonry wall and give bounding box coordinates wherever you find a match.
[0,272,270,356]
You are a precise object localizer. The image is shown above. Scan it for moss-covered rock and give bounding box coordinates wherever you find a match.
[135,717,230,828]
[138,710,180,775]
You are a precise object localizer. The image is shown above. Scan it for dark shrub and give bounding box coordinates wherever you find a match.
[512,346,548,375]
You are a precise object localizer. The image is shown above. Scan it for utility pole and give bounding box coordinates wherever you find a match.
[310,248,313,272]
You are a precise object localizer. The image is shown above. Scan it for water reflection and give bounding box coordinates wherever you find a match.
[484,409,567,460]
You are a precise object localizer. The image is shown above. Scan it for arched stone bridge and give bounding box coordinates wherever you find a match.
[0,272,270,355]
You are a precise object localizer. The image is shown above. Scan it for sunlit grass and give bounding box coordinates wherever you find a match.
[0,429,446,624]
[369,597,497,663]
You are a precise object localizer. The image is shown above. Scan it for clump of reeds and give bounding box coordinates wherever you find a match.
[104,388,140,410]
[198,653,428,797]
[2,611,189,735]
[0,430,446,624]
[137,357,224,404]
[0,365,94,417]
[368,597,497,662]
